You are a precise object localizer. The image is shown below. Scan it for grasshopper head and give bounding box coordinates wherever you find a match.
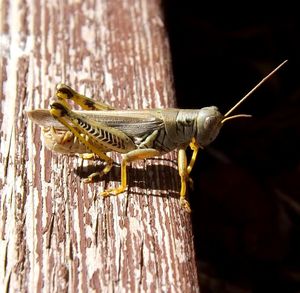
[195,106,224,147]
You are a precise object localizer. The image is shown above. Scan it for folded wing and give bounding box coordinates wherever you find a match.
[27,109,165,138]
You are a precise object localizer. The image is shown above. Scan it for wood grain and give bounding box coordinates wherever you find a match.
[0,0,199,291]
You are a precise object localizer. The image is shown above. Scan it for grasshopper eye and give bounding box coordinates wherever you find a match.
[204,116,218,130]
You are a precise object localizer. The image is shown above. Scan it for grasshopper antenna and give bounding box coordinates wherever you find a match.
[222,60,287,123]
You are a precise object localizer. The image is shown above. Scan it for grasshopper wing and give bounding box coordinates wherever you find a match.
[27,109,165,138]
[86,110,164,137]
[27,109,63,128]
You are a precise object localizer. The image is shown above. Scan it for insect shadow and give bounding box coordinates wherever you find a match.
[73,159,181,197]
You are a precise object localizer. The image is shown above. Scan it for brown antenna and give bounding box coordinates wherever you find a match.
[223,60,287,120]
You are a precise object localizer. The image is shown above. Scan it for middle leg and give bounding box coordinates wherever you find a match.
[101,149,161,196]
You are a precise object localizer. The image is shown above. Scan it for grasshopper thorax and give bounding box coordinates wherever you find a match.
[195,106,224,147]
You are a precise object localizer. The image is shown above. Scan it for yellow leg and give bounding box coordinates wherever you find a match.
[61,130,75,144]
[187,138,199,174]
[49,126,74,145]
[80,153,109,183]
[178,148,192,213]
[101,149,160,196]
[50,106,114,179]
[185,138,200,190]
[56,83,115,110]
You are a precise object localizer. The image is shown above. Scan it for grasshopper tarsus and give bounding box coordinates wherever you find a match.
[80,153,96,160]
[83,172,102,183]
[180,198,192,213]
[101,186,127,197]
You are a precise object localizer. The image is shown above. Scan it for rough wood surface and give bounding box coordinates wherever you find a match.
[0,0,199,292]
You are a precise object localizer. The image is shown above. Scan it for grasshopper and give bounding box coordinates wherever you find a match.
[27,60,287,212]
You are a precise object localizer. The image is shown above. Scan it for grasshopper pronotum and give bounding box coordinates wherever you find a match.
[27,60,287,212]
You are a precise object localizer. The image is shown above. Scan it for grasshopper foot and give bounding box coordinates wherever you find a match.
[83,161,113,183]
[180,198,192,213]
[83,172,104,183]
[101,186,127,197]
[80,153,96,160]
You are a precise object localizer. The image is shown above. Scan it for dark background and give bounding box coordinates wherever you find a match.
[163,2,300,292]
